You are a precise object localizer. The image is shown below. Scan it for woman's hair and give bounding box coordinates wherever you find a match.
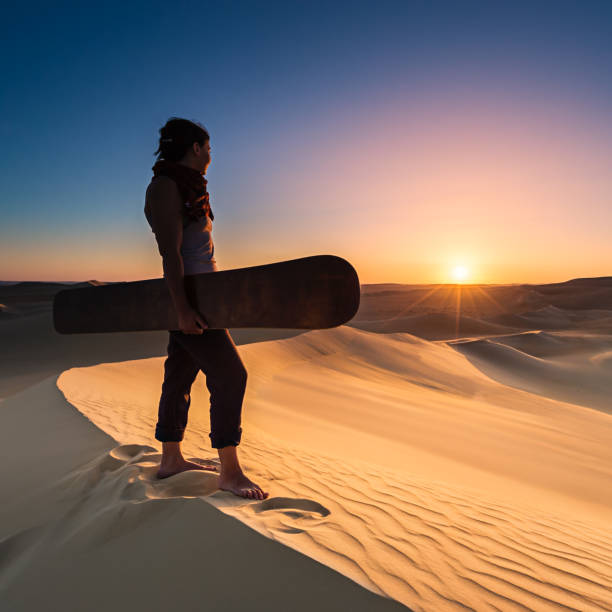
[154,117,210,162]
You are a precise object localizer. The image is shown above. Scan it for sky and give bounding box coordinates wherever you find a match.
[1,0,611,284]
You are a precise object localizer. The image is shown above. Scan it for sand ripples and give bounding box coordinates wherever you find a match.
[50,326,612,611]
[6,435,605,611]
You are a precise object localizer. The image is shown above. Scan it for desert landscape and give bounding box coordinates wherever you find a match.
[4,2,612,609]
[1,277,611,611]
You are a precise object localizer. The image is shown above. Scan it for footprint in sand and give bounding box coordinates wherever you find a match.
[249,497,330,533]
[91,443,158,475]
[100,445,220,501]
[109,443,157,462]
[140,468,220,499]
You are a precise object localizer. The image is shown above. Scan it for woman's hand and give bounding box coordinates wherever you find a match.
[177,304,208,334]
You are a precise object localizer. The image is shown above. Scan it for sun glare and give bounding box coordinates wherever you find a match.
[451,265,469,283]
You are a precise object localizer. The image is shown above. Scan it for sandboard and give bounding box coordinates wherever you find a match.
[53,255,360,334]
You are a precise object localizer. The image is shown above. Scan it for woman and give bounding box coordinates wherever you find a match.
[144,117,268,500]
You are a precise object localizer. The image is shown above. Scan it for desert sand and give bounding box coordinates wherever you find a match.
[1,278,611,611]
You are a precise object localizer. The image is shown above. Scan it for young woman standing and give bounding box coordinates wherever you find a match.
[144,117,268,500]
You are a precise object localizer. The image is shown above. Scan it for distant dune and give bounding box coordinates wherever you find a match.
[0,280,108,306]
[353,277,612,339]
[451,331,612,413]
[349,311,516,338]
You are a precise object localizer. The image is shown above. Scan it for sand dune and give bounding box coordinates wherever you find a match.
[452,331,612,413]
[2,277,612,610]
[42,326,612,610]
[0,378,402,612]
[526,277,612,310]
[355,277,612,340]
[349,312,516,338]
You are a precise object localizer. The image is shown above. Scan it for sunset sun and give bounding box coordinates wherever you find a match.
[451,265,469,283]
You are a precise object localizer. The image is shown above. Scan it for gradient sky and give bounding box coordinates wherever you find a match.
[1,0,611,284]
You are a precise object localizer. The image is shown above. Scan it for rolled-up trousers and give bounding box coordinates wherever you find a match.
[155,328,247,448]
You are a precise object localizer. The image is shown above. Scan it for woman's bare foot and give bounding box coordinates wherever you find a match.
[157,458,217,479]
[217,444,268,500]
[157,441,217,479]
[218,470,269,500]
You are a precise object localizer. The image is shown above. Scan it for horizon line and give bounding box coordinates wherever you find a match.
[2,275,612,288]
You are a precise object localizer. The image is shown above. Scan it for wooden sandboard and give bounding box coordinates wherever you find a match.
[53,255,360,334]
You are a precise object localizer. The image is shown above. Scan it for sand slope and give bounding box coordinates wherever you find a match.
[0,377,404,612]
[24,325,609,611]
[452,331,612,413]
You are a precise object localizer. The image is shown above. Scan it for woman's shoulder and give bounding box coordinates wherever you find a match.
[148,174,178,193]
[146,175,182,206]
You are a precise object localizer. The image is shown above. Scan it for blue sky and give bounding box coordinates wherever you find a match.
[1,0,611,283]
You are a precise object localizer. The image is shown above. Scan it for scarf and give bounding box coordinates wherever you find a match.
[151,159,214,226]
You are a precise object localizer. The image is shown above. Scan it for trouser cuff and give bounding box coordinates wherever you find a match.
[209,428,242,449]
[155,425,185,443]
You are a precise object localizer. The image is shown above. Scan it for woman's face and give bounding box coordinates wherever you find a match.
[194,139,211,174]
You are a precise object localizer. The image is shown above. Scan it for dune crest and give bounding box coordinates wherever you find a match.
[451,330,612,413]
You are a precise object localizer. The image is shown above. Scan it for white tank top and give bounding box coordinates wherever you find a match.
[145,180,218,275]
[179,213,218,274]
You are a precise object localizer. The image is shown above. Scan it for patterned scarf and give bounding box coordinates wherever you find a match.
[151,159,214,225]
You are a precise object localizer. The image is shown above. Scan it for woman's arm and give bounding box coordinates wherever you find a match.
[147,177,191,313]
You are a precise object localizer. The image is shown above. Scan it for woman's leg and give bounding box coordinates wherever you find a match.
[170,328,268,499]
[169,328,247,450]
[156,331,217,478]
[156,331,200,443]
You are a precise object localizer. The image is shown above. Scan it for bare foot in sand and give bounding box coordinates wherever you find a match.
[218,470,269,500]
[157,458,218,480]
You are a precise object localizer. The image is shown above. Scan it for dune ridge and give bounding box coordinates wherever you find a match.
[451,331,612,413]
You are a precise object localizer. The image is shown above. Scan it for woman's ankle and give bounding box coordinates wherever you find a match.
[217,445,241,474]
[161,441,184,464]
